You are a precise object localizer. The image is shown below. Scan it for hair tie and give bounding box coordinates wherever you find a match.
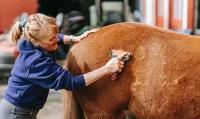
[19,17,28,31]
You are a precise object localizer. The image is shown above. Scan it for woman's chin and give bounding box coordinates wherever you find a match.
[54,45,58,50]
[47,46,58,52]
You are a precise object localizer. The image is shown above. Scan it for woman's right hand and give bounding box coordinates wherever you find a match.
[104,52,128,74]
[83,52,129,86]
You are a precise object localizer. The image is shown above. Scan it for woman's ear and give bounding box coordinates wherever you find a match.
[31,39,39,46]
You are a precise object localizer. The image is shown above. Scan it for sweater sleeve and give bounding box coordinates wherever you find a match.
[57,33,65,44]
[27,57,85,91]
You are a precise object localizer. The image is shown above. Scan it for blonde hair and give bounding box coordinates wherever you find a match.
[9,13,58,44]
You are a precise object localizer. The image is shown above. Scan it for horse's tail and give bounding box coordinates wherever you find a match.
[62,52,83,119]
[62,90,80,119]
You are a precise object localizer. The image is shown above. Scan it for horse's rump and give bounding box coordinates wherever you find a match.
[63,22,200,119]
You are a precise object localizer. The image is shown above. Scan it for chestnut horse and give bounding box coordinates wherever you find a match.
[62,22,200,119]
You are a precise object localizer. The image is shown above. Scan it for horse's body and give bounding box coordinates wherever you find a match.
[63,22,200,119]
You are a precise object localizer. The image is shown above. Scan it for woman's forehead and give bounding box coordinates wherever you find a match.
[47,34,56,40]
[51,25,59,34]
[47,25,58,38]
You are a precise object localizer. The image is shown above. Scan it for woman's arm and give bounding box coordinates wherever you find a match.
[63,35,76,44]
[83,66,108,86]
[57,33,74,44]
[27,52,128,90]
[28,57,85,91]
[58,29,98,45]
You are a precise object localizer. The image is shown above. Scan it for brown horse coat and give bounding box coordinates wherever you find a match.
[63,22,200,119]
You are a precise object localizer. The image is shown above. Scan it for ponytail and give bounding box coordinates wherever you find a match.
[9,21,23,44]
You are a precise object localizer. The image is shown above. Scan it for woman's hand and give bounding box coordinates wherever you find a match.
[73,28,99,43]
[83,52,129,86]
[103,52,128,74]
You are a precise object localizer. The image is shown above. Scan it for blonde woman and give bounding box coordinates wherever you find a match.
[0,13,128,119]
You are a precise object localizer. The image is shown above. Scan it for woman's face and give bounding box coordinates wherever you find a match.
[37,34,58,51]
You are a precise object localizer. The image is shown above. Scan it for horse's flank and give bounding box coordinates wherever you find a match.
[63,22,200,119]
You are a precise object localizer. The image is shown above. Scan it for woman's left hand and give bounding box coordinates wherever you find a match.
[73,28,99,43]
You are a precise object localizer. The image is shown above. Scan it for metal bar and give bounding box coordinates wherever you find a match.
[194,0,199,34]
[95,0,102,25]
[123,0,129,21]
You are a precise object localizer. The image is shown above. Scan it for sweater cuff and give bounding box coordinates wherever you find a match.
[73,75,86,89]
[58,33,64,43]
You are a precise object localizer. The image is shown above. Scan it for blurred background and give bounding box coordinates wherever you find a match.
[0,0,200,118]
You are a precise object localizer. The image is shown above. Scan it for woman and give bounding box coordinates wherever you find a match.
[0,13,128,119]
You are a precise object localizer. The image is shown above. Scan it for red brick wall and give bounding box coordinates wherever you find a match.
[0,0,38,31]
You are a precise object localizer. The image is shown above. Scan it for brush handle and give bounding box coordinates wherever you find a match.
[111,73,118,80]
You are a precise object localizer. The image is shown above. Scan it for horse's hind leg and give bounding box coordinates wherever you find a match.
[124,110,137,119]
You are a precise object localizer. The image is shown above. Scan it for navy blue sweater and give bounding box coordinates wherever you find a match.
[4,34,85,110]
